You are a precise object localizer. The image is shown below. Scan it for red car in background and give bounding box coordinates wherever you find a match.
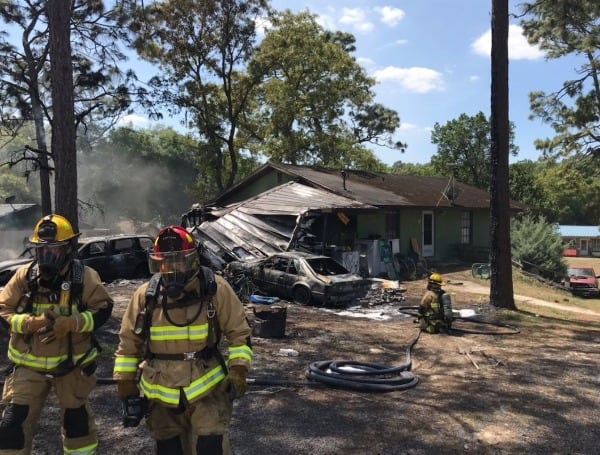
[563,266,600,298]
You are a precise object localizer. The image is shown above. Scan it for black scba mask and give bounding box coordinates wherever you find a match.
[36,244,71,281]
[161,275,186,299]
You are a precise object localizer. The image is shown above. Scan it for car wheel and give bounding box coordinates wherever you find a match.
[293,285,311,305]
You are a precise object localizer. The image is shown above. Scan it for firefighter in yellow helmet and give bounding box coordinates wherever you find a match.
[113,225,252,455]
[0,214,113,454]
[417,272,453,333]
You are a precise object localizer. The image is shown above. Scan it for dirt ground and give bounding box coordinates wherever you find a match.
[1,267,599,455]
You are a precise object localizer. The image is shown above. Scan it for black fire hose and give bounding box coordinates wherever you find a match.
[397,306,520,335]
[305,329,421,392]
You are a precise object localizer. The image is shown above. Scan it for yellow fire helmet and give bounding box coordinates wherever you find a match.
[428,272,445,287]
[30,214,79,245]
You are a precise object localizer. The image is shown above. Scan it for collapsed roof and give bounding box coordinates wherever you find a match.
[188,181,376,265]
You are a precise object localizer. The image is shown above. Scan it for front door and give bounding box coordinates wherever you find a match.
[580,239,588,256]
[422,211,434,257]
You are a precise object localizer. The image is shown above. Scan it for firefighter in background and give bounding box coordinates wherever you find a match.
[0,214,114,454]
[418,272,453,333]
[113,225,252,455]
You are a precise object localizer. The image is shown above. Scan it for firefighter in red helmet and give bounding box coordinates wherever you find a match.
[114,225,252,455]
[0,214,114,454]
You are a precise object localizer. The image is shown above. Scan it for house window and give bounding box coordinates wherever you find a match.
[385,212,399,239]
[461,212,472,244]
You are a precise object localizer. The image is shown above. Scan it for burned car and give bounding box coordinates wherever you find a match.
[0,247,35,287]
[227,251,370,306]
[563,266,599,298]
[76,234,154,281]
[0,234,153,286]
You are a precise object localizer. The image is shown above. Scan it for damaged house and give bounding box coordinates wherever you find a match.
[183,162,524,278]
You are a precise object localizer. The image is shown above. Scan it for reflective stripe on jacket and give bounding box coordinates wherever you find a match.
[0,265,113,373]
[113,274,252,407]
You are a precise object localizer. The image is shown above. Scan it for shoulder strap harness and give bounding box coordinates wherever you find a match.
[137,267,220,365]
[22,260,97,377]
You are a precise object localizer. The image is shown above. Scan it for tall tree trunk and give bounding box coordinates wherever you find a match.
[47,0,78,231]
[31,95,52,215]
[489,0,515,309]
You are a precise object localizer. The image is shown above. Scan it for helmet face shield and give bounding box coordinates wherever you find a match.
[149,248,199,288]
[150,226,199,297]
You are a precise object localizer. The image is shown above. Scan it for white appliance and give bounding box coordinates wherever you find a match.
[355,239,399,277]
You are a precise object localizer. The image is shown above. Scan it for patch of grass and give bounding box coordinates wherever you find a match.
[459,259,599,320]
[512,258,600,308]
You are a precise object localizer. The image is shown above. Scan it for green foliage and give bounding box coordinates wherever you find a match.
[389,161,439,176]
[81,126,200,225]
[430,112,518,189]
[129,0,270,191]
[244,10,402,167]
[508,159,548,215]
[0,0,139,216]
[509,156,600,224]
[534,155,600,224]
[0,168,35,203]
[520,0,600,160]
[511,214,567,280]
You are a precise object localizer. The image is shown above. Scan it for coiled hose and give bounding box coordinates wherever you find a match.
[305,329,421,392]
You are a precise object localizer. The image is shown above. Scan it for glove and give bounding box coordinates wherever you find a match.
[38,313,84,343]
[51,314,84,339]
[116,379,140,399]
[227,365,248,399]
[25,313,52,334]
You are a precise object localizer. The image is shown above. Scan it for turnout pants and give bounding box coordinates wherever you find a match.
[147,379,234,455]
[0,365,98,455]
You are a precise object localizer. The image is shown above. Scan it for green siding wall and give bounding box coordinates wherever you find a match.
[216,169,492,263]
[219,171,293,205]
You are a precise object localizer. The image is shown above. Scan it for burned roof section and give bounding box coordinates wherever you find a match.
[189,182,376,264]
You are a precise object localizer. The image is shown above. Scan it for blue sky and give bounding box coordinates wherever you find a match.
[121,0,580,166]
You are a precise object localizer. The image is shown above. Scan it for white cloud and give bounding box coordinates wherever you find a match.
[372,66,445,93]
[469,75,480,81]
[399,122,417,131]
[471,24,544,60]
[254,15,272,37]
[374,6,405,27]
[339,7,373,33]
[356,56,375,67]
[118,114,149,127]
